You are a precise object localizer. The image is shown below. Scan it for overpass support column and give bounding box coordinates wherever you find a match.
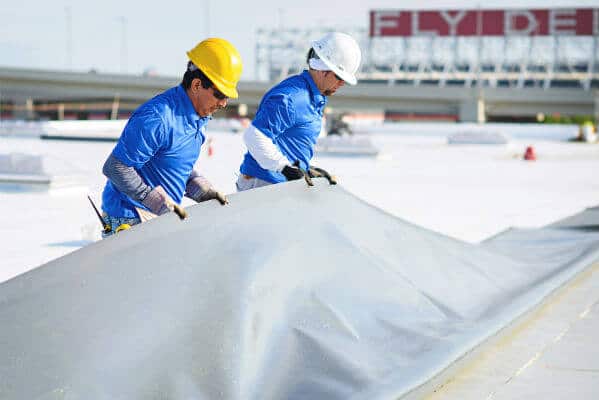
[58,103,65,120]
[594,90,599,126]
[459,97,486,123]
[12,97,35,120]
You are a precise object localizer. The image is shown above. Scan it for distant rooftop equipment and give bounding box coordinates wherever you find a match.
[0,153,50,185]
[34,119,246,140]
[524,146,537,161]
[579,124,598,143]
[447,130,509,145]
[315,136,380,157]
[205,118,246,133]
[0,153,83,189]
[39,120,125,141]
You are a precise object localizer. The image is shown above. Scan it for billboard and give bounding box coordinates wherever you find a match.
[370,9,599,37]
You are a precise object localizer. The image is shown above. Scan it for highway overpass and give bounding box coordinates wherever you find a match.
[1,66,598,122]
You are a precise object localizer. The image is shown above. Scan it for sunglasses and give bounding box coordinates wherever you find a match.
[332,72,344,82]
[210,85,228,101]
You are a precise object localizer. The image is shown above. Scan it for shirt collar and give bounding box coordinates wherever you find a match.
[177,85,211,128]
[301,70,326,106]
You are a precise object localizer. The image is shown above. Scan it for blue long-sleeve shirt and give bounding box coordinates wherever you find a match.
[240,70,326,183]
[102,85,209,218]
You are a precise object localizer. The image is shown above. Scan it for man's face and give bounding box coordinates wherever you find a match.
[189,78,228,117]
[322,71,345,96]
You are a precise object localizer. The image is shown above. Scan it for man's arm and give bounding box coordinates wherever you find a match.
[102,153,151,202]
[185,169,228,205]
[242,124,289,172]
[244,124,309,182]
[245,94,310,182]
[102,153,175,215]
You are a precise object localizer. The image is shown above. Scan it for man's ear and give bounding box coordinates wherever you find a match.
[193,78,202,91]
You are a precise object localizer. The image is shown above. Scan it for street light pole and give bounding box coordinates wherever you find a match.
[205,0,211,38]
[65,6,73,70]
[118,16,128,74]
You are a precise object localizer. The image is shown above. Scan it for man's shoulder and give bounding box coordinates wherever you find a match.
[148,86,179,107]
[135,86,179,117]
[267,75,309,101]
[278,73,309,89]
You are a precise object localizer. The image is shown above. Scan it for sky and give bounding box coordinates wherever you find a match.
[0,0,596,80]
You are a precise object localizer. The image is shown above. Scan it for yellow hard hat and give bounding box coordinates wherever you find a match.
[187,38,243,99]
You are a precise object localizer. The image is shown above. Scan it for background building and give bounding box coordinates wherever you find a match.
[1,7,598,123]
[258,8,599,90]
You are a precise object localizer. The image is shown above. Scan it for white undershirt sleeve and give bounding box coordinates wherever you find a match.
[243,123,289,172]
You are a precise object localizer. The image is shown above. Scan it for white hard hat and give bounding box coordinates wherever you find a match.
[311,32,361,85]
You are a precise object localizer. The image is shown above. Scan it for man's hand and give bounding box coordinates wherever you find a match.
[198,189,228,205]
[141,185,176,215]
[281,164,305,181]
[282,161,314,186]
[308,165,337,185]
[186,173,228,205]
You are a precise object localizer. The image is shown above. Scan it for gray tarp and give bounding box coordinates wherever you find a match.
[1,180,598,400]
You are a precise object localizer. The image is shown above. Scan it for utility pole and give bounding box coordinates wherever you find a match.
[205,0,211,38]
[476,4,482,88]
[118,17,128,74]
[277,8,284,29]
[65,6,73,70]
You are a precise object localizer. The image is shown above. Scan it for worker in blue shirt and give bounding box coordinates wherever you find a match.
[100,38,243,237]
[236,32,361,191]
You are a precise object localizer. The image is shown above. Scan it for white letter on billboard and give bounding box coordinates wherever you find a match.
[505,10,538,36]
[440,11,468,36]
[549,9,577,35]
[373,10,402,36]
[412,12,438,36]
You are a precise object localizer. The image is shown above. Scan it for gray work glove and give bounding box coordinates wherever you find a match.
[185,172,228,205]
[141,185,176,215]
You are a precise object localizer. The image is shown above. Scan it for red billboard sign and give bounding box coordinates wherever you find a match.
[370,9,599,37]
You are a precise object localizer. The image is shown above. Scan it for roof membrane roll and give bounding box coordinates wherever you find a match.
[1,180,598,399]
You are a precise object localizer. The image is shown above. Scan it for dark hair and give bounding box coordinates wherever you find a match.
[181,61,213,89]
[306,48,318,66]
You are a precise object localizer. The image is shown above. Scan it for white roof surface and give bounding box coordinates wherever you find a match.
[2,122,597,281]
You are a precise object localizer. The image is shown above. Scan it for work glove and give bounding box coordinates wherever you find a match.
[282,161,314,186]
[281,163,305,181]
[185,173,228,205]
[308,165,337,185]
[141,185,176,215]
